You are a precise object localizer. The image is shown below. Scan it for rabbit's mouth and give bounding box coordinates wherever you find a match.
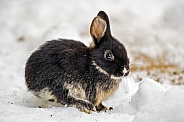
[110,66,130,79]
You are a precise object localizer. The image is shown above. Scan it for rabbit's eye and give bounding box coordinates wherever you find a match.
[104,50,114,61]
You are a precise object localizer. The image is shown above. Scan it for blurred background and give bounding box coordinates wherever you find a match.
[0,0,184,86]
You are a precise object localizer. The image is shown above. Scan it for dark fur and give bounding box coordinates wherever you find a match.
[25,11,130,113]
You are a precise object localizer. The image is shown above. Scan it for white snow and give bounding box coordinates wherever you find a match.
[133,86,184,122]
[131,78,165,111]
[0,0,184,122]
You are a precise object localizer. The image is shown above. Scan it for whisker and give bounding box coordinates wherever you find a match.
[129,73,137,82]
[130,76,135,92]
[123,76,128,92]
[125,75,138,94]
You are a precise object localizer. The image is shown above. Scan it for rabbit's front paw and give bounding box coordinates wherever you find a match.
[76,100,96,114]
[96,103,113,112]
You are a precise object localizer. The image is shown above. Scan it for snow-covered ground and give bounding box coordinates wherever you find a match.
[0,0,184,122]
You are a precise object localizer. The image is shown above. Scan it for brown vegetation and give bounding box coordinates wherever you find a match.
[131,52,184,85]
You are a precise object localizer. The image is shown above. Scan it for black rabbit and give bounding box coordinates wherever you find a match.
[25,11,130,114]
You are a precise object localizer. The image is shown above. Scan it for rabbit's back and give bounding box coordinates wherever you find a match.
[25,39,89,91]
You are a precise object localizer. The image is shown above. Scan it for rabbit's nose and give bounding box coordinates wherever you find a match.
[121,65,129,76]
[122,67,128,74]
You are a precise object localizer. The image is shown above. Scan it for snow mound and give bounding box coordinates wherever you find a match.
[133,87,184,122]
[131,78,164,111]
[131,78,184,122]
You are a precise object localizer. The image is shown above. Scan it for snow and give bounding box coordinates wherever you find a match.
[131,78,164,111]
[0,0,184,122]
[133,86,184,122]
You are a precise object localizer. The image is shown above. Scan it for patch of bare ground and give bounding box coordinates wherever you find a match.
[131,52,184,85]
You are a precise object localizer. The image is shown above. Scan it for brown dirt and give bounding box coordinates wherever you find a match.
[130,52,184,85]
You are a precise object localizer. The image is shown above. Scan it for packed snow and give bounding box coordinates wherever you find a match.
[0,0,184,122]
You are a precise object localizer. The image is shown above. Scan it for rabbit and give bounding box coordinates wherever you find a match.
[25,11,130,114]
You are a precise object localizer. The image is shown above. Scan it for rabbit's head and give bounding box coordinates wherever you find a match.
[90,11,129,79]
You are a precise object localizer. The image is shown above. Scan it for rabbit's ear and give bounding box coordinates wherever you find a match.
[90,11,112,47]
[97,11,111,36]
[90,16,107,43]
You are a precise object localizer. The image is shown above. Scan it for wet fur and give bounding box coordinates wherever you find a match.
[25,11,129,113]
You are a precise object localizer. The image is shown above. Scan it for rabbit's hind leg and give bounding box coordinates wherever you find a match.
[53,88,96,114]
[33,87,57,102]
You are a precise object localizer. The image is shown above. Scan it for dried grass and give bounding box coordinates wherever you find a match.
[130,52,184,85]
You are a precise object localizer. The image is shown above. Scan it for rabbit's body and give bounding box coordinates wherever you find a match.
[25,11,130,113]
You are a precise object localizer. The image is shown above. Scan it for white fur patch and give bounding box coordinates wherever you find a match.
[92,60,109,76]
[110,75,123,80]
[33,87,56,101]
[64,83,86,99]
